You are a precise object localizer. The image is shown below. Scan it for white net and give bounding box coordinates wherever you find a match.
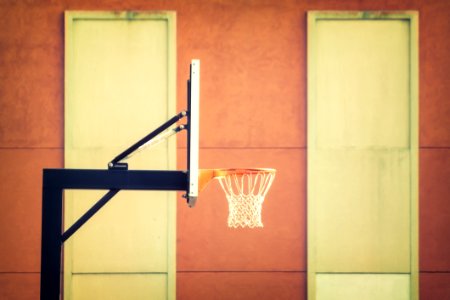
[217,169,275,228]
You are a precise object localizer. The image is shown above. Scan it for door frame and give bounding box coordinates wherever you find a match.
[307,10,418,300]
[64,11,177,299]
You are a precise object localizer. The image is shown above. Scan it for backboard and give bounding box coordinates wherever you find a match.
[187,59,200,206]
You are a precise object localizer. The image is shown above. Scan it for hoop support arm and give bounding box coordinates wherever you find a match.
[108,110,187,169]
[61,189,120,243]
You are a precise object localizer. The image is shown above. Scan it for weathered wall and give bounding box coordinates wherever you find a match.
[0,0,448,299]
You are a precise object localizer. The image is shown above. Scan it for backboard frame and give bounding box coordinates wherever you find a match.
[187,59,200,206]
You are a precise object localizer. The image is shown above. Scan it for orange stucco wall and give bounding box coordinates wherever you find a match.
[0,0,449,299]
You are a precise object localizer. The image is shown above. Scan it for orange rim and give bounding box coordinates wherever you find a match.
[198,168,276,192]
[213,168,276,177]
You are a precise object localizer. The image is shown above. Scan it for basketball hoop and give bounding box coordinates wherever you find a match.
[198,168,276,228]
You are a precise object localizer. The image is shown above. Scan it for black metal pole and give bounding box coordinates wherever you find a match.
[62,189,120,243]
[40,187,63,300]
[40,168,190,299]
[109,111,187,167]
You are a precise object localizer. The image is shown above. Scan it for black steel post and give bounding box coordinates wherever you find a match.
[40,168,189,299]
[40,186,63,300]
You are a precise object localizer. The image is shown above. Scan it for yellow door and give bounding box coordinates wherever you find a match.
[307,11,418,300]
[64,11,176,299]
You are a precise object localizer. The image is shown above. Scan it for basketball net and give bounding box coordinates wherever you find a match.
[212,169,276,228]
